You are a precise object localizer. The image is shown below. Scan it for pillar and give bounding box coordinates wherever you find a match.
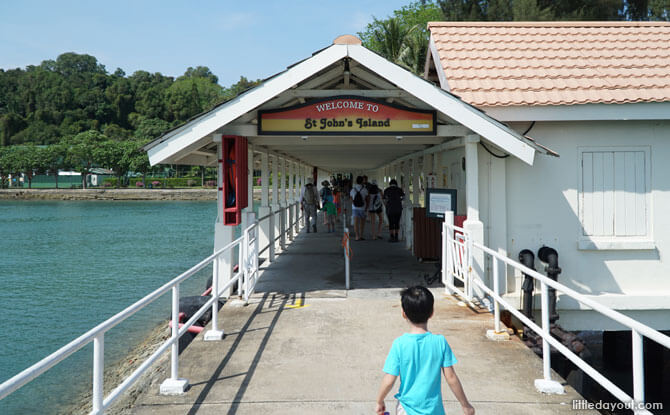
[270,154,279,259]
[259,151,271,261]
[423,153,432,205]
[279,157,286,249]
[402,161,411,248]
[464,134,487,303]
[287,160,294,240]
[212,134,234,297]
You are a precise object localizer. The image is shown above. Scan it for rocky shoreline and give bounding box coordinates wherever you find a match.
[64,323,173,415]
[0,188,217,201]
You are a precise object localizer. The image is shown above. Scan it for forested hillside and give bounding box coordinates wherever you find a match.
[0,53,258,147]
[0,53,259,187]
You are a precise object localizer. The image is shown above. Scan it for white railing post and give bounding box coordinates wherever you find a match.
[443,211,454,294]
[204,255,224,341]
[632,329,645,412]
[288,204,294,241]
[280,207,286,250]
[466,235,474,300]
[92,333,104,414]
[268,211,275,262]
[486,257,510,341]
[244,228,250,298]
[294,202,300,233]
[250,223,259,300]
[493,257,501,332]
[344,228,350,290]
[533,281,563,394]
[238,231,247,297]
[160,285,188,394]
[541,281,551,380]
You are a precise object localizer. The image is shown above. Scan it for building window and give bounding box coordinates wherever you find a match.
[578,147,651,246]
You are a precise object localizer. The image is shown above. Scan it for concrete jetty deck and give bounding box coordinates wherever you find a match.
[128,224,595,414]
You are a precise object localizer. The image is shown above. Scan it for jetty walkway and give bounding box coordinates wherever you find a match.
[128,226,593,415]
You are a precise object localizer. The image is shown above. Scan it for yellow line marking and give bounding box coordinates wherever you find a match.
[285,299,310,309]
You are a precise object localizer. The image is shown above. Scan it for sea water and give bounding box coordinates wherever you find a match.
[0,200,219,414]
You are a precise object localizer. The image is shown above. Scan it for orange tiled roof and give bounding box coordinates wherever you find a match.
[428,21,670,106]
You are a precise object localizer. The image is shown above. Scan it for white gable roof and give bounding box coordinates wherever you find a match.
[146,43,549,166]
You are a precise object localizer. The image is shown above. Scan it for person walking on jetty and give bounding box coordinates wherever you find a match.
[375,286,475,415]
[350,176,369,241]
[383,179,404,242]
[320,180,333,225]
[322,196,337,233]
[367,179,384,240]
[301,181,319,233]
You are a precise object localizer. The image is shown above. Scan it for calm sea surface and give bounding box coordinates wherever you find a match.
[0,200,218,414]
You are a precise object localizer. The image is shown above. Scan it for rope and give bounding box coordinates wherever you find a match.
[341,232,352,258]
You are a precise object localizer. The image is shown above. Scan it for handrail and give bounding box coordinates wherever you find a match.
[0,234,242,402]
[0,200,304,414]
[443,219,669,414]
[475,242,670,350]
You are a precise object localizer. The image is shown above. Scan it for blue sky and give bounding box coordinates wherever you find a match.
[0,1,411,86]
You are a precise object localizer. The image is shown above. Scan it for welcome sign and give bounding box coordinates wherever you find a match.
[258,96,436,135]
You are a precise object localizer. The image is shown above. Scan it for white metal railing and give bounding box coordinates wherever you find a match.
[441,213,670,415]
[0,201,303,414]
[342,211,351,289]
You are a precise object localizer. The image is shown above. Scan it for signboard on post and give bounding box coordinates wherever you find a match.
[426,188,457,219]
[258,96,436,135]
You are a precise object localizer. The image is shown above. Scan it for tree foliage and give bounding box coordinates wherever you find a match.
[0,52,257,147]
[360,0,669,75]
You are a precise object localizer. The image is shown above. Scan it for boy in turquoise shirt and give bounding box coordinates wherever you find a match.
[375,286,475,415]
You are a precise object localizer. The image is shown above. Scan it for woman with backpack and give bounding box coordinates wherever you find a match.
[383,179,404,242]
[349,175,369,241]
[367,180,384,240]
[320,181,333,225]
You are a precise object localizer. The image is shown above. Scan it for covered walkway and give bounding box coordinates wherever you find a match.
[127,228,593,415]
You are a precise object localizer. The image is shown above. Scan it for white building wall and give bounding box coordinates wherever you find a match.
[502,120,670,330]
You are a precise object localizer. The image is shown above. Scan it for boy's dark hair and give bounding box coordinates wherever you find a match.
[389,179,398,186]
[356,175,363,184]
[401,286,434,324]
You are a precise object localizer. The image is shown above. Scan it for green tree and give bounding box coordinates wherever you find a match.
[179,66,219,84]
[7,145,40,188]
[128,140,152,187]
[37,144,66,188]
[359,1,443,74]
[63,130,106,189]
[94,140,134,187]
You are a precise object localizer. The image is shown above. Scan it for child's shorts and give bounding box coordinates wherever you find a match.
[396,401,406,415]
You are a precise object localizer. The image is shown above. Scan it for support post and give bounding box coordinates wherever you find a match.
[160,285,188,394]
[271,154,279,258]
[486,257,510,341]
[92,333,104,414]
[443,210,454,294]
[534,281,564,394]
[632,329,645,411]
[258,151,271,261]
[212,135,234,297]
[204,254,224,341]
[401,161,411,247]
[463,135,486,303]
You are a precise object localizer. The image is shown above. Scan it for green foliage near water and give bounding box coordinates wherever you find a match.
[0,52,260,188]
[359,0,669,75]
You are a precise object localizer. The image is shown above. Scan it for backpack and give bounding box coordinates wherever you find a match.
[371,193,382,210]
[353,187,365,208]
[303,186,318,205]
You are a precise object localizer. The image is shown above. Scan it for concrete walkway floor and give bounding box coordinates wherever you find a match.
[128,221,595,414]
